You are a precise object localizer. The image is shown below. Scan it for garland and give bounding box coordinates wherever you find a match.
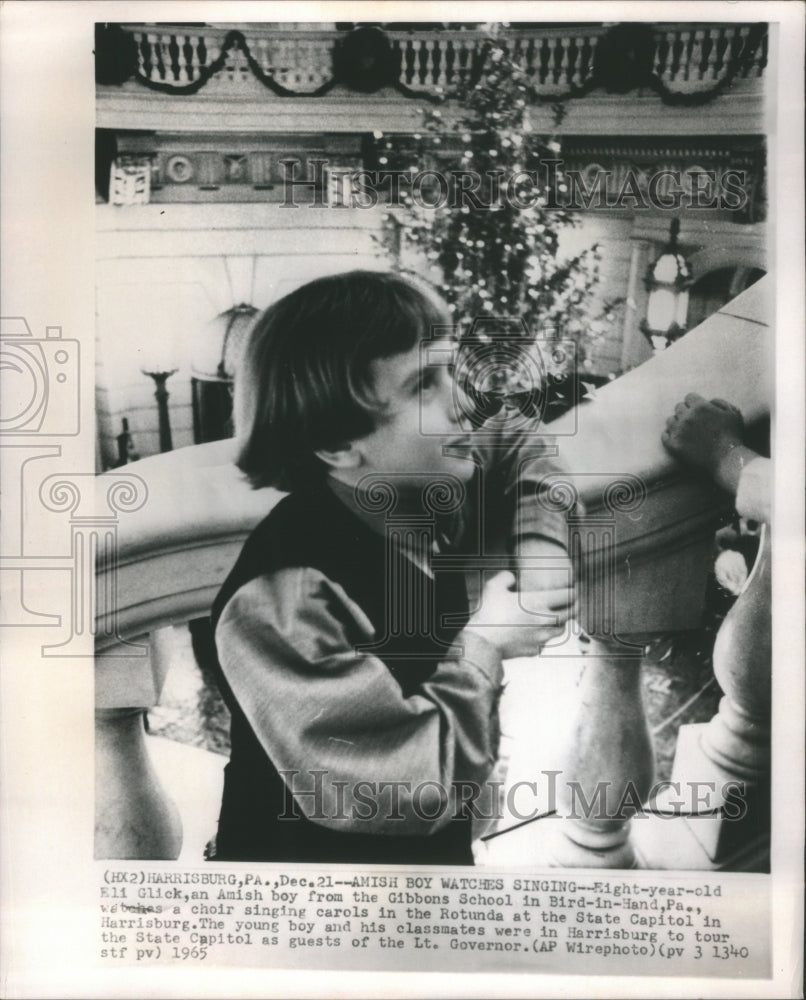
[99,22,767,108]
[471,22,768,110]
[112,26,440,102]
[132,29,337,98]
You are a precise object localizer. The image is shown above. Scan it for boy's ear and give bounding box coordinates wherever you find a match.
[314,442,363,471]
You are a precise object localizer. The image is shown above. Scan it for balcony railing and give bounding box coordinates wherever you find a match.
[94,277,771,868]
[117,23,767,97]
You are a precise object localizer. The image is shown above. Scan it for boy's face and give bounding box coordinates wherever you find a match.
[350,339,475,486]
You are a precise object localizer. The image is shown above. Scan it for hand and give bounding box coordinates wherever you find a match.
[662,394,747,490]
[466,571,576,659]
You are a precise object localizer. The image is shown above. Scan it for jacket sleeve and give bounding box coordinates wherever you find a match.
[215,566,504,835]
[473,415,575,552]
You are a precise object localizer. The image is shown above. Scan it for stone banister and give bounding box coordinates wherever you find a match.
[541,275,770,640]
[95,277,771,860]
[528,276,770,868]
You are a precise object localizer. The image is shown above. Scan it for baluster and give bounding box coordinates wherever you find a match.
[528,475,654,868]
[146,33,160,82]
[240,41,251,83]
[292,37,303,89]
[188,33,201,82]
[662,31,676,83]
[160,33,173,84]
[290,37,301,88]
[586,35,599,84]
[411,39,422,86]
[550,640,654,868]
[316,38,330,86]
[752,29,767,78]
[305,39,320,90]
[509,35,521,72]
[651,29,662,79]
[203,35,220,74]
[395,39,408,86]
[460,38,474,85]
[558,36,571,87]
[737,26,750,78]
[224,38,238,82]
[255,37,268,76]
[524,38,537,78]
[303,39,314,88]
[284,37,294,87]
[96,626,183,860]
[132,30,147,78]
[422,38,435,88]
[722,25,737,75]
[675,31,691,84]
[704,27,720,81]
[546,37,558,86]
[700,525,771,788]
[442,39,454,87]
[570,34,583,87]
[175,33,189,84]
[264,38,277,80]
[435,38,448,89]
[96,708,182,860]
[690,29,705,83]
[648,522,773,868]
[272,38,284,87]
[305,38,315,89]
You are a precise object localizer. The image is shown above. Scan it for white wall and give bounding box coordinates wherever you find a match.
[95,203,385,466]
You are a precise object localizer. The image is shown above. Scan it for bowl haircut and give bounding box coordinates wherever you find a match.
[235,270,452,492]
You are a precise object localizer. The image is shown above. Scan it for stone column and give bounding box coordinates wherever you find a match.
[540,475,655,868]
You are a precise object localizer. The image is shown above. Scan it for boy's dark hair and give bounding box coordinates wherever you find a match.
[235,269,451,491]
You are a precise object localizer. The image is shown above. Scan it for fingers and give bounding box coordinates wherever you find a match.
[525,586,577,610]
[711,397,743,417]
[684,392,706,407]
[485,570,516,592]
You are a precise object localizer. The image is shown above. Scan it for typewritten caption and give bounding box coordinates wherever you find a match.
[98,867,770,977]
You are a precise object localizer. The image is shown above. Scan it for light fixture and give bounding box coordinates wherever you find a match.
[141,366,179,453]
[641,218,692,352]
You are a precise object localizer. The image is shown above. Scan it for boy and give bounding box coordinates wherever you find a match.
[209,270,576,864]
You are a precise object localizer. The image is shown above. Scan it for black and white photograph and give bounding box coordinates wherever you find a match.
[1,2,803,997]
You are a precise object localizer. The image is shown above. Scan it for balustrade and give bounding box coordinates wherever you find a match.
[93,280,771,864]
[537,278,770,869]
[118,23,765,96]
